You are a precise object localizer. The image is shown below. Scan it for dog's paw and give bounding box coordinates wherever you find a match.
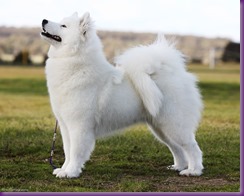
[56,169,81,178]
[56,170,68,178]
[179,168,202,176]
[53,168,63,175]
[167,165,187,172]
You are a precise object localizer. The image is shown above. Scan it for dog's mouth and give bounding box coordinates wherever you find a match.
[41,28,62,42]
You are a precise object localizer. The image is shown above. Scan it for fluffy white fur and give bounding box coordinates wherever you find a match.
[41,12,204,178]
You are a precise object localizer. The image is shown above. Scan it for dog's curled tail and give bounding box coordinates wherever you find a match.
[114,34,176,117]
[128,71,163,117]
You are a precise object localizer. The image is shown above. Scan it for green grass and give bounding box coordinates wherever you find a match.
[0,64,240,192]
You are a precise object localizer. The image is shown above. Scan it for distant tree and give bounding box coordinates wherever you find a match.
[222,42,240,62]
[13,50,31,65]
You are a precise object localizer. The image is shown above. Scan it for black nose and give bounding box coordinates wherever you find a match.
[42,19,48,27]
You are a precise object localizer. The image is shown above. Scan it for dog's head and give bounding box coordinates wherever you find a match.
[41,12,93,53]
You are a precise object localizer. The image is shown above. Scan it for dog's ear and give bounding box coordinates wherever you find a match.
[80,12,91,37]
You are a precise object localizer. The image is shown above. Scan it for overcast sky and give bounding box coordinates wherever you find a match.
[0,0,240,42]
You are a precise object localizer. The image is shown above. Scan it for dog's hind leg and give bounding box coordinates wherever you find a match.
[178,135,203,176]
[149,124,203,176]
[148,124,188,172]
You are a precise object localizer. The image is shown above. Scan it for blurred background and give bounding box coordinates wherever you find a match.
[0,0,240,66]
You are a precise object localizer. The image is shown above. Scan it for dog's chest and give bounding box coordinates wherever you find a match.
[46,61,87,88]
[45,62,100,106]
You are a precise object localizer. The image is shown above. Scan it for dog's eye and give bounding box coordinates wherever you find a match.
[61,25,67,28]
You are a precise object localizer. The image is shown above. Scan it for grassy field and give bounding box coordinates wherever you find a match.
[0,64,240,192]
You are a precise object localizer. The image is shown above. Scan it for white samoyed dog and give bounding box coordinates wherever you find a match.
[41,12,203,178]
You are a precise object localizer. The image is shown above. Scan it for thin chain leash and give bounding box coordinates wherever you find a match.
[49,119,58,170]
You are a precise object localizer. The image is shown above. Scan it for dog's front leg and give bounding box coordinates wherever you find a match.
[55,122,95,178]
[52,118,70,175]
